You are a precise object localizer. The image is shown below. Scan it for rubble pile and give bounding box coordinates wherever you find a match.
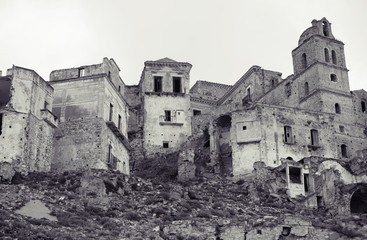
[0,169,366,239]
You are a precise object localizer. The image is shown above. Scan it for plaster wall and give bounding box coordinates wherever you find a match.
[143,94,191,153]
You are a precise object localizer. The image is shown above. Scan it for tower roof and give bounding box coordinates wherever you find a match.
[298,17,335,45]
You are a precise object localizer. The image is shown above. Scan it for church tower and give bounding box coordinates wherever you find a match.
[291,18,353,120]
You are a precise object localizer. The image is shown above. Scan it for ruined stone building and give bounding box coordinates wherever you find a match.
[49,58,130,175]
[0,66,57,179]
[0,18,366,212]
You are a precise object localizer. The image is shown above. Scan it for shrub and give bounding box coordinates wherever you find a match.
[188,200,202,209]
[153,207,167,217]
[212,202,223,209]
[236,179,245,185]
[85,205,105,217]
[58,176,67,184]
[104,180,118,194]
[197,210,210,219]
[159,191,170,201]
[124,211,141,221]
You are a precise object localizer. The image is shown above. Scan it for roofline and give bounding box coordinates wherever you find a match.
[217,65,261,105]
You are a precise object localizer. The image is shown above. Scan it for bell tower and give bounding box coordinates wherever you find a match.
[291,18,352,117]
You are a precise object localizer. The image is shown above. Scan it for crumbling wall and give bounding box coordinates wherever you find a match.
[190,80,232,101]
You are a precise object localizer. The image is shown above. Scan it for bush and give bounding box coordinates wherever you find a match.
[85,205,105,217]
[124,211,141,221]
[188,200,202,209]
[153,207,167,217]
[197,210,211,219]
[212,202,223,209]
[104,180,118,194]
[159,192,170,201]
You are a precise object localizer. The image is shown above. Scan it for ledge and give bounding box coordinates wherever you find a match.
[307,145,321,151]
[145,92,185,97]
[106,121,132,150]
[40,109,58,128]
[237,140,261,144]
[159,122,184,126]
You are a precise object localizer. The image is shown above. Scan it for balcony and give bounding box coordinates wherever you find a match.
[159,115,184,126]
[40,109,58,128]
[106,121,132,150]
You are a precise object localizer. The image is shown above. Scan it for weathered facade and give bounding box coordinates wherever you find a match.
[135,58,192,155]
[49,58,130,175]
[189,18,367,178]
[0,66,57,180]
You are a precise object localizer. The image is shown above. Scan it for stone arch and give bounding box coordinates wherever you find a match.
[350,186,367,213]
[322,21,329,37]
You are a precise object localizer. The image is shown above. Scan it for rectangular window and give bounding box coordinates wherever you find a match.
[289,167,301,184]
[284,126,293,143]
[247,87,251,101]
[0,113,3,135]
[118,114,121,129]
[310,129,319,146]
[242,126,247,130]
[109,103,113,121]
[173,77,181,93]
[193,110,201,116]
[154,76,162,92]
[285,83,291,97]
[339,125,344,133]
[362,101,366,113]
[164,110,171,121]
[304,174,309,192]
[108,144,112,163]
[163,142,169,148]
[79,68,85,77]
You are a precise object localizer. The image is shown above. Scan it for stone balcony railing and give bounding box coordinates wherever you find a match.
[40,109,58,128]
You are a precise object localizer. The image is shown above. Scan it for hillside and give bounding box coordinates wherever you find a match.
[0,169,366,240]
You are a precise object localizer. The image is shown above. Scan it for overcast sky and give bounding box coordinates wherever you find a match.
[1,0,366,90]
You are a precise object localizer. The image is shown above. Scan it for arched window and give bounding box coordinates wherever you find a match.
[304,82,309,95]
[341,144,348,157]
[301,53,307,69]
[324,48,330,62]
[332,50,337,64]
[322,21,329,37]
[335,103,341,114]
[330,74,337,82]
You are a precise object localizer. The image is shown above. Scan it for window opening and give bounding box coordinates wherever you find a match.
[322,21,329,36]
[341,144,348,158]
[339,125,345,133]
[324,48,330,62]
[108,71,111,81]
[284,126,293,143]
[193,110,201,116]
[247,87,251,101]
[109,103,113,121]
[330,74,337,82]
[78,68,85,77]
[108,144,112,163]
[242,126,247,130]
[154,76,162,92]
[118,114,121,129]
[331,50,337,64]
[304,82,309,96]
[282,227,291,237]
[301,53,307,69]
[173,77,181,93]
[310,129,319,146]
[123,162,126,173]
[362,101,366,112]
[164,110,171,121]
[304,174,309,192]
[317,196,323,209]
[0,113,3,135]
[44,101,49,110]
[163,142,169,148]
[285,83,291,97]
[335,103,341,114]
[118,85,121,93]
[289,167,301,184]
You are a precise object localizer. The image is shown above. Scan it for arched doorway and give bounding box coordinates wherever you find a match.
[214,115,232,176]
[350,186,367,213]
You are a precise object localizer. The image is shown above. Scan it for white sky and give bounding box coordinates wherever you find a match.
[1,0,366,90]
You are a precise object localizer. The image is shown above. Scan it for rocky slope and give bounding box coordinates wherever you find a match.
[0,169,366,240]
